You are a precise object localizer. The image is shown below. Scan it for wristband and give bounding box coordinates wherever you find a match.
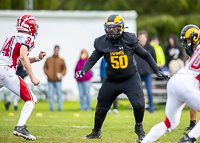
[35,56,41,62]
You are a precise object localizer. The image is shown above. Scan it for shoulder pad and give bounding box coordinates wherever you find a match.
[121,32,139,46]
[94,34,107,51]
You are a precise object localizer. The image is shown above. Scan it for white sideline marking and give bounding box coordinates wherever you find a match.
[36,124,91,128]
[70,125,91,128]
[49,116,58,118]
[125,116,130,118]
[4,119,15,121]
[37,136,69,138]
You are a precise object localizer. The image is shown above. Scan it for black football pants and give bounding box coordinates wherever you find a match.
[94,72,145,131]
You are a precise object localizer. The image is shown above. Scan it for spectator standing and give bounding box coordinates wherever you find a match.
[100,57,118,113]
[75,49,92,111]
[150,36,166,71]
[134,30,157,113]
[4,64,28,111]
[43,45,66,111]
[164,34,184,75]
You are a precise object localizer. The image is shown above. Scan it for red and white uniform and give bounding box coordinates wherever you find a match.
[0,32,37,103]
[0,33,35,68]
[142,45,200,143]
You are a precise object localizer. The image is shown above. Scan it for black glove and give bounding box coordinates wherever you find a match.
[74,70,86,79]
[156,71,170,81]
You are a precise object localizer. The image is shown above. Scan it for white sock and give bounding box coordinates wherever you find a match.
[142,122,168,143]
[16,101,35,126]
[188,120,200,139]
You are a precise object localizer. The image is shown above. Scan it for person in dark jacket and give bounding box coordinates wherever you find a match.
[164,34,184,75]
[134,30,157,113]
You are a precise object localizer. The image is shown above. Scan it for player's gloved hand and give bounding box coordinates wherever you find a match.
[74,70,86,79]
[156,71,170,81]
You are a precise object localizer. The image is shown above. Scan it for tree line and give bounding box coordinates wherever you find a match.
[1,0,200,45]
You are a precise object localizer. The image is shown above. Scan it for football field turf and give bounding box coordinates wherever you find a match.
[0,100,199,143]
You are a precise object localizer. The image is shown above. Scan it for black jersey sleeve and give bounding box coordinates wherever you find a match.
[135,44,159,73]
[132,34,139,47]
[82,49,103,73]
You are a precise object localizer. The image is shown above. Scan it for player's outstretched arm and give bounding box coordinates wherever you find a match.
[20,45,40,86]
[75,50,102,79]
[135,44,170,80]
[29,51,47,63]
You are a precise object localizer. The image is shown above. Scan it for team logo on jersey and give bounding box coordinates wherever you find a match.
[110,50,124,56]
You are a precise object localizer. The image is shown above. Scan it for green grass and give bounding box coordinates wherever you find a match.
[0,100,199,143]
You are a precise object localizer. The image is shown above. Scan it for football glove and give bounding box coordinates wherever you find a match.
[74,70,86,79]
[156,71,170,81]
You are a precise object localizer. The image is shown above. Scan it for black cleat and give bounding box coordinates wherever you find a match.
[184,126,194,131]
[13,125,36,141]
[14,106,18,111]
[4,102,10,111]
[135,125,146,141]
[178,134,196,143]
[83,129,102,139]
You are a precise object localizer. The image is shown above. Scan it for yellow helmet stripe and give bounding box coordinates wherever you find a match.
[185,28,199,42]
[105,17,108,24]
[114,15,123,24]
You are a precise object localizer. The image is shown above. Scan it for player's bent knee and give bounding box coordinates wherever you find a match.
[28,100,36,106]
[96,106,109,114]
[132,102,145,109]
[170,121,179,131]
[164,116,179,131]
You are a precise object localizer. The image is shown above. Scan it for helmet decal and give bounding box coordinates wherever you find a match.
[185,28,199,42]
[180,24,200,50]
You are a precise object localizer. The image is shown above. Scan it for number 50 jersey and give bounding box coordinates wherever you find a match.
[0,33,35,68]
[83,32,140,80]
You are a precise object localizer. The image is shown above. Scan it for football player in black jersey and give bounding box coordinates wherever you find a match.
[75,14,169,141]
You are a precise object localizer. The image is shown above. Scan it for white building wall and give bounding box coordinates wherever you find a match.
[0,10,137,100]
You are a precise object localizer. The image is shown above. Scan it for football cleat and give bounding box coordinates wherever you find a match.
[83,129,102,139]
[178,134,196,143]
[13,125,36,141]
[184,126,194,131]
[107,109,112,113]
[4,102,10,111]
[113,109,119,114]
[135,124,146,141]
[14,106,18,111]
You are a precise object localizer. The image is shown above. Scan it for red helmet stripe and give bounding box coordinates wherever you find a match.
[18,14,26,26]
[21,17,36,27]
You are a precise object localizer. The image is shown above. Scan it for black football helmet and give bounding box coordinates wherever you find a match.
[104,14,124,39]
[180,24,200,49]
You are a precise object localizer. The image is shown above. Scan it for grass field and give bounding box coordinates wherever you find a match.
[0,100,199,143]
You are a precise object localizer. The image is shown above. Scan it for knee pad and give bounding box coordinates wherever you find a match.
[95,107,108,122]
[131,101,145,109]
[96,106,108,114]
[133,105,145,110]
